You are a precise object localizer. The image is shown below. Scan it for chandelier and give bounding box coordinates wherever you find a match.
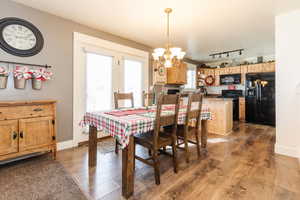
[152,8,186,68]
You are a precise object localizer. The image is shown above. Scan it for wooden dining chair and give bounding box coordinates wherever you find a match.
[113,92,134,154]
[177,93,203,163]
[114,92,134,109]
[134,94,180,185]
[142,91,155,107]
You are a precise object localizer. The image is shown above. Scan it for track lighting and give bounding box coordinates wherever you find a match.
[209,49,244,59]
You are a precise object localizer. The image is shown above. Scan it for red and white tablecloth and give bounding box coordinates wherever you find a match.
[80,105,211,149]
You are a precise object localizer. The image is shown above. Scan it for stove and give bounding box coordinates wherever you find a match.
[218,90,243,120]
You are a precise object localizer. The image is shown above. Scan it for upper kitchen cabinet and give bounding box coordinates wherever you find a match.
[262,62,275,72]
[247,62,275,73]
[226,66,241,74]
[166,62,187,85]
[247,63,263,73]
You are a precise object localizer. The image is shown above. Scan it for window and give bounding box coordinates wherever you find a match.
[124,59,143,107]
[185,63,197,89]
[86,52,113,112]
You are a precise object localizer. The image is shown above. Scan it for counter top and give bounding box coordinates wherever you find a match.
[204,97,234,102]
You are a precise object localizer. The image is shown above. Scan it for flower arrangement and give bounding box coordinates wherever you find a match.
[29,68,53,81]
[0,66,9,77]
[13,66,31,80]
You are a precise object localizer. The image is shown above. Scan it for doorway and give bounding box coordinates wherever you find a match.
[73,32,149,145]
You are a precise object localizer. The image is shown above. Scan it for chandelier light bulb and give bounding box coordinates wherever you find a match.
[165,59,172,68]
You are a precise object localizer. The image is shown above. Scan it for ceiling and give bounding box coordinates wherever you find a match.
[11,0,300,62]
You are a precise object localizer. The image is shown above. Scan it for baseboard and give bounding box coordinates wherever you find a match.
[57,140,77,151]
[274,144,299,158]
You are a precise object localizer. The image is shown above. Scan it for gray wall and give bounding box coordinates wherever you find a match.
[0,0,151,142]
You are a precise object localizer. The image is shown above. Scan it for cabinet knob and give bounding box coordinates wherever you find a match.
[33,108,43,112]
[12,131,18,140]
[20,131,24,138]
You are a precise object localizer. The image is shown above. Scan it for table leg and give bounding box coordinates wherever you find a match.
[89,125,98,167]
[201,120,208,154]
[122,136,134,198]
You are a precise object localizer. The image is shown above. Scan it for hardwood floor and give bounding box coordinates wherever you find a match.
[57,123,300,200]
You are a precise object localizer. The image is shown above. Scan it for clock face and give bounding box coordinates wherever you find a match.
[2,24,37,50]
[0,17,44,57]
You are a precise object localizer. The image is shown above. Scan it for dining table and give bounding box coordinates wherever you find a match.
[81,105,211,198]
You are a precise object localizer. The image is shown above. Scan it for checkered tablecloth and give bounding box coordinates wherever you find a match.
[81,105,211,149]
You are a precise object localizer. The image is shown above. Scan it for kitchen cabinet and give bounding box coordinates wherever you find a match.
[167,62,187,84]
[247,63,263,73]
[226,66,241,74]
[239,97,245,121]
[214,69,221,86]
[204,98,233,135]
[0,120,18,156]
[0,100,57,161]
[196,62,275,87]
[262,62,275,72]
[241,65,247,85]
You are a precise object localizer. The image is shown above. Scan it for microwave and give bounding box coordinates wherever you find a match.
[220,74,241,85]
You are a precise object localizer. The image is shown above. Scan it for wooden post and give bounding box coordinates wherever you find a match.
[89,125,98,167]
[122,136,135,198]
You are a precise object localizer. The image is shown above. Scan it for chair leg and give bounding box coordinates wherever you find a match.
[195,129,201,159]
[115,139,119,154]
[171,136,178,173]
[148,149,152,156]
[133,142,136,171]
[152,150,161,185]
[183,132,190,163]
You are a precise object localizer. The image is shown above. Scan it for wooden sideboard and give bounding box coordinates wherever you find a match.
[0,100,57,162]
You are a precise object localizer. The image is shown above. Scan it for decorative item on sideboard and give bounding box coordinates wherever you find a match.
[29,68,53,90]
[13,66,31,89]
[0,65,9,89]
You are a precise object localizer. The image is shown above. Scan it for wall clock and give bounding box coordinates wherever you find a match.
[0,17,44,57]
[205,75,215,86]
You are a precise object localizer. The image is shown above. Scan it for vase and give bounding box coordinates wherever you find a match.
[14,77,27,89]
[0,76,8,89]
[32,79,43,90]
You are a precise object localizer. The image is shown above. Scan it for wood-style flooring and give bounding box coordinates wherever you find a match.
[57,123,300,200]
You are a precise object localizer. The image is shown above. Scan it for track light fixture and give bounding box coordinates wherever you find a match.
[209,49,244,59]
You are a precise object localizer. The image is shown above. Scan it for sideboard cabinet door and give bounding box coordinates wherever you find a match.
[0,120,19,156]
[19,117,54,152]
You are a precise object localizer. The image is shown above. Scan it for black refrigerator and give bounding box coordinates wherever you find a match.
[245,73,275,126]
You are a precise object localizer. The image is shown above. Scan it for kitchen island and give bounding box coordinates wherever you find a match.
[204,98,233,135]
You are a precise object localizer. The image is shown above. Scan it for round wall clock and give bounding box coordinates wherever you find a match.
[205,75,215,86]
[0,17,44,57]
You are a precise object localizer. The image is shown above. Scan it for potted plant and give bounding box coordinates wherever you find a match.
[29,68,53,90]
[0,66,9,89]
[13,66,31,89]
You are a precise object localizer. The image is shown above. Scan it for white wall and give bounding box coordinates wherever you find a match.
[275,10,300,159]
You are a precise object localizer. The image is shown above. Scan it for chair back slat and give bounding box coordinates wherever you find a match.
[142,91,155,107]
[114,92,134,109]
[162,94,179,105]
[158,115,177,127]
[188,110,200,119]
